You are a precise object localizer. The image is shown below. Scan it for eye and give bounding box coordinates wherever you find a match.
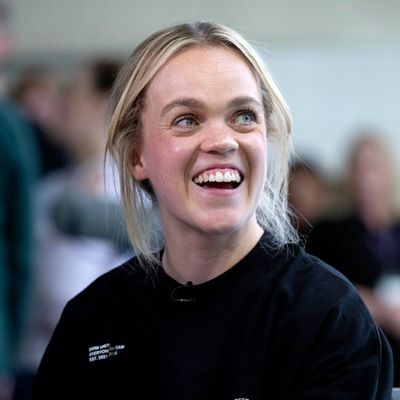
[173,114,199,129]
[233,110,257,125]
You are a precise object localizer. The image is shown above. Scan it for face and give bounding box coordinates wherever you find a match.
[59,69,106,147]
[133,46,267,239]
[350,140,393,212]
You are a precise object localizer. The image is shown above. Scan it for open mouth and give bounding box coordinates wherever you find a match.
[192,169,243,190]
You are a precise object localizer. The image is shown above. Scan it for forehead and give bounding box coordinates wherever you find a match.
[145,46,261,107]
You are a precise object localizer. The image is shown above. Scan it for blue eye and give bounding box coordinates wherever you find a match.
[234,111,256,125]
[174,115,198,128]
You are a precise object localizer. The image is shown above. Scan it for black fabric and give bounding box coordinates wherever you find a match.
[306,216,400,288]
[306,215,400,386]
[33,234,393,399]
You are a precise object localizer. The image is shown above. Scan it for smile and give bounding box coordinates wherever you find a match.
[193,168,243,189]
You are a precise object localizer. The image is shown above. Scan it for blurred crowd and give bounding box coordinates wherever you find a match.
[0,5,131,398]
[1,6,400,400]
[11,60,133,400]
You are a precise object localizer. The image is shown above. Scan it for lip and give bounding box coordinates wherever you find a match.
[191,164,244,181]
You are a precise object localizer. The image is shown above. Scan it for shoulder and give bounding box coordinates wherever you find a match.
[289,247,355,289]
[276,246,385,367]
[252,239,365,319]
[62,257,151,320]
[273,243,354,289]
[273,247,393,398]
[0,100,32,136]
[0,101,39,172]
[274,245,370,321]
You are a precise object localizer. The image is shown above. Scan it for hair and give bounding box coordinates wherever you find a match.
[11,67,54,101]
[107,21,299,267]
[289,158,325,184]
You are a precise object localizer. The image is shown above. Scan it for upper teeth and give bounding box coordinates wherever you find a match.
[193,169,241,184]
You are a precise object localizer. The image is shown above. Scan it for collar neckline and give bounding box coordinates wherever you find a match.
[154,232,290,316]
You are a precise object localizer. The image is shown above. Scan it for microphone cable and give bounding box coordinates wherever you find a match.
[170,281,197,302]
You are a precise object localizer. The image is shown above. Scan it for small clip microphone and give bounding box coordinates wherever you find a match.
[170,281,197,303]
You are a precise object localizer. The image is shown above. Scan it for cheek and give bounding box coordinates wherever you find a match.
[250,137,268,195]
[162,138,196,177]
[251,135,268,172]
[143,138,189,185]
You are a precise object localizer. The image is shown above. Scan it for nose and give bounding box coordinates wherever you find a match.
[199,122,239,154]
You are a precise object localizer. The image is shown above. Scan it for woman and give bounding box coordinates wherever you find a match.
[33,22,393,399]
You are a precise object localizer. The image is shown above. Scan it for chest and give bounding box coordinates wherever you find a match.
[76,299,287,400]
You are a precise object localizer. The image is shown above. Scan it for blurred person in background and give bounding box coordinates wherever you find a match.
[307,131,400,385]
[13,59,129,399]
[288,159,333,237]
[10,68,69,176]
[0,2,40,399]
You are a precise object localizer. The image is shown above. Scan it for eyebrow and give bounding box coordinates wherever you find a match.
[228,96,263,111]
[161,98,206,117]
[161,96,263,117]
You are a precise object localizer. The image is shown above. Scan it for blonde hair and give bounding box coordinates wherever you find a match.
[107,21,298,267]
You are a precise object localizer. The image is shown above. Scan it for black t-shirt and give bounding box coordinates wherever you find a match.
[33,234,393,399]
[306,215,400,387]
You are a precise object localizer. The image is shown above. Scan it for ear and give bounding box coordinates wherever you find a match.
[130,148,148,181]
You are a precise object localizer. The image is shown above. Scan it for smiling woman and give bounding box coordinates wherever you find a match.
[107,22,296,270]
[33,22,393,399]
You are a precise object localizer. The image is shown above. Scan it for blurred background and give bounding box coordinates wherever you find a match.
[1,0,400,398]
[9,0,400,179]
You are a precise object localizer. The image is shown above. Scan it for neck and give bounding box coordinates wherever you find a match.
[162,219,263,285]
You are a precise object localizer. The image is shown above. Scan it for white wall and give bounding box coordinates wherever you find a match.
[10,0,400,180]
[12,0,400,53]
[266,45,400,177]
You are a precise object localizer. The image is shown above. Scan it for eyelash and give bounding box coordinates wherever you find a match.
[173,114,199,128]
[172,108,260,129]
[234,109,258,124]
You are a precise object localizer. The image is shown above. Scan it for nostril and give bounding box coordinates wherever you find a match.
[200,136,239,154]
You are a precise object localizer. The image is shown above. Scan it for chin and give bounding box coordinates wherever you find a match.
[193,212,252,237]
